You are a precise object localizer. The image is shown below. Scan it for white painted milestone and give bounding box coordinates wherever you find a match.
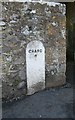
[26,40,45,95]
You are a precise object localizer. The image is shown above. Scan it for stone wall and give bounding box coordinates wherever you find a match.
[0,2,66,101]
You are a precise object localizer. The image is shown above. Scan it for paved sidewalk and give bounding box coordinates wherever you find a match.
[2,85,73,118]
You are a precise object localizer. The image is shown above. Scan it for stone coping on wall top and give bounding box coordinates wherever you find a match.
[0,0,74,2]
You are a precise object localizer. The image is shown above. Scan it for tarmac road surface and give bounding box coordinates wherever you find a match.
[2,85,73,118]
